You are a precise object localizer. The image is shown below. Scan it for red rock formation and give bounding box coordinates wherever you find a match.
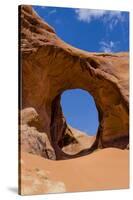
[61,126,96,155]
[19,5,129,160]
[20,108,56,160]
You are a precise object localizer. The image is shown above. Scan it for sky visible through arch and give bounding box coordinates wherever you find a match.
[61,89,99,135]
[33,6,129,135]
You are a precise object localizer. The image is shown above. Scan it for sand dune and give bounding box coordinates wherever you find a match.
[20,148,129,195]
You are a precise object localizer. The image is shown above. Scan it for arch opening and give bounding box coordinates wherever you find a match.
[61,89,99,136]
[55,89,100,156]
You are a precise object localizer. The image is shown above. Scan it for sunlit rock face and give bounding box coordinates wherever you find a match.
[19,5,129,160]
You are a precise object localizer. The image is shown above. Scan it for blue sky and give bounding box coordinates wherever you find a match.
[61,89,99,135]
[33,6,129,135]
[33,6,129,52]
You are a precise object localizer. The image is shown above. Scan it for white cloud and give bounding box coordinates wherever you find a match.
[49,9,57,15]
[40,6,46,9]
[75,9,107,22]
[99,40,119,52]
[75,9,124,29]
[40,7,57,15]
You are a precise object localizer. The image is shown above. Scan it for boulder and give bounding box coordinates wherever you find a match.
[20,108,56,160]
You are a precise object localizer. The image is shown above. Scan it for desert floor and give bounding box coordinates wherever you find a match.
[20,148,129,195]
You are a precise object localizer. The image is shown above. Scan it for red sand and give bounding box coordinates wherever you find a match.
[20,148,129,195]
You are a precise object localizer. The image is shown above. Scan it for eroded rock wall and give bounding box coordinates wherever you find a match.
[19,5,129,159]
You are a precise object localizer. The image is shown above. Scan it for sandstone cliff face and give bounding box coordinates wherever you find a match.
[19,5,129,160]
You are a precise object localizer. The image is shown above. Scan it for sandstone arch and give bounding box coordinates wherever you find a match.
[19,6,129,160]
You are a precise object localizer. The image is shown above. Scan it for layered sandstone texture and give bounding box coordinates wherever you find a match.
[20,5,129,160]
